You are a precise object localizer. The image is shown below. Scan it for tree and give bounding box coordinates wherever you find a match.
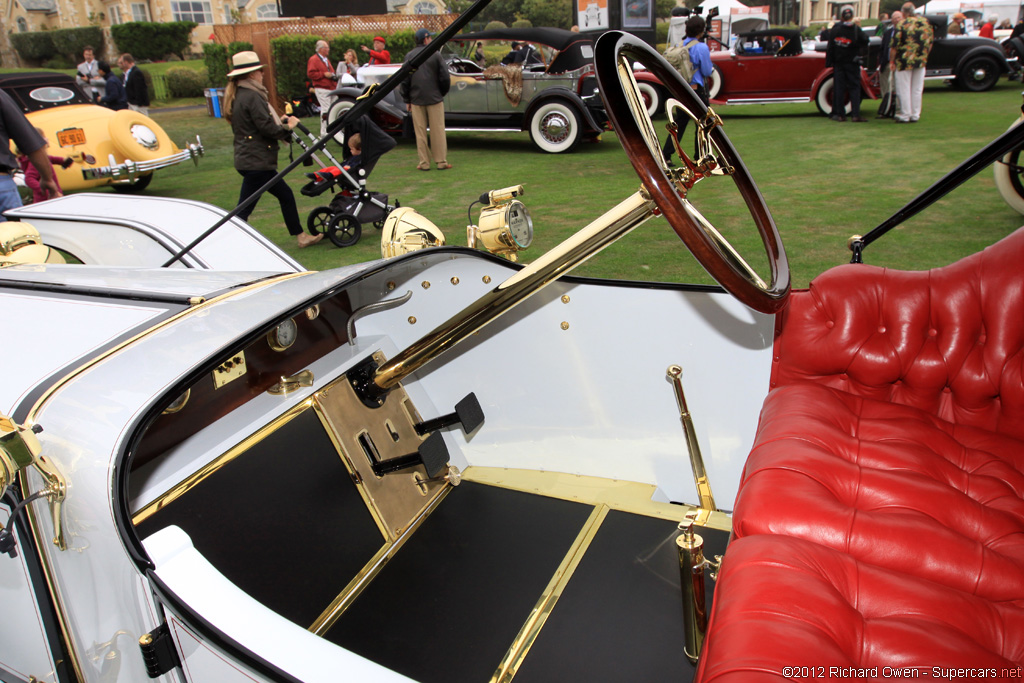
[521,0,571,29]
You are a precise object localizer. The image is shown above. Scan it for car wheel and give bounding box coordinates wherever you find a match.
[957,56,1000,92]
[528,101,582,153]
[327,96,357,146]
[637,81,662,117]
[111,173,153,194]
[327,212,362,247]
[706,65,723,100]
[307,206,333,235]
[108,110,176,162]
[814,75,851,116]
[994,127,1024,215]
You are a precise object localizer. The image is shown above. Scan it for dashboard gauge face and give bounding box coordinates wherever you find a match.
[267,318,298,352]
[162,389,191,414]
[506,201,533,248]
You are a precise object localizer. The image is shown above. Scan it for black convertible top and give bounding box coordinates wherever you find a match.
[455,27,588,52]
[454,27,595,73]
[0,71,93,112]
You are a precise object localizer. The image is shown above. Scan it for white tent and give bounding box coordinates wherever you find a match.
[919,0,1022,25]
[696,0,770,48]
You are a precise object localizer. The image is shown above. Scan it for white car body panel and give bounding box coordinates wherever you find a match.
[4,194,302,272]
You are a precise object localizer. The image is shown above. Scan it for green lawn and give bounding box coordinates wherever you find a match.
[137,77,1024,289]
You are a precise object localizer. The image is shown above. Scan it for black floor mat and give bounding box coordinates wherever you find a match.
[514,511,729,683]
[136,409,384,628]
[323,481,593,683]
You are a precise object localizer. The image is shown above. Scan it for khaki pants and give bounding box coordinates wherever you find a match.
[411,102,447,168]
[314,88,334,137]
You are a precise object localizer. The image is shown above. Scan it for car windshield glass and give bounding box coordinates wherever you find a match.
[29,86,76,103]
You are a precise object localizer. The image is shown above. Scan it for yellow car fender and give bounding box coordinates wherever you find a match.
[107,110,179,162]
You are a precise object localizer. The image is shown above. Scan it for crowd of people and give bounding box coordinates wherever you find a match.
[76,46,150,113]
[2,14,1007,246]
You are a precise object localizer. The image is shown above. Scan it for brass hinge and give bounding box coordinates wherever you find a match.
[139,622,181,678]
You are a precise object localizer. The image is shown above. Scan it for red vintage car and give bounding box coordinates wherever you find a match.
[633,28,878,117]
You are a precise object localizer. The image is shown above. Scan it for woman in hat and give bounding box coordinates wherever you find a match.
[222,51,322,248]
[361,36,391,65]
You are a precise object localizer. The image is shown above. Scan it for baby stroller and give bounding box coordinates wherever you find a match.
[297,115,399,248]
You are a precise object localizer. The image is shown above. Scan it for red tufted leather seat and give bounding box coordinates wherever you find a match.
[696,229,1024,680]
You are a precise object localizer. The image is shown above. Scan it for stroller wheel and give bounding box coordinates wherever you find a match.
[307,206,333,235]
[327,213,362,248]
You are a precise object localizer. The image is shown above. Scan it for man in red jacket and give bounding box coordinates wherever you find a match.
[307,40,337,137]
[361,36,391,65]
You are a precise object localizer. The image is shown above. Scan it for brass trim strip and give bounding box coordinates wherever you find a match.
[490,504,609,683]
[462,467,732,533]
[131,399,314,526]
[26,272,308,424]
[372,191,657,392]
[308,484,453,636]
[22,271,306,681]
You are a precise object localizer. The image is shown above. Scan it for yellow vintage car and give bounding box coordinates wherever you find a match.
[2,71,202,192]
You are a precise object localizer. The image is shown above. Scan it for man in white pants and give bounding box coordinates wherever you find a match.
[891,2,933,123]
[306,40,338,137]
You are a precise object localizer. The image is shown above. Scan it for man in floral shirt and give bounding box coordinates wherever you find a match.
[891,1,933,123]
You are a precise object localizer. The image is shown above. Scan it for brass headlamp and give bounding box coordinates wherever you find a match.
[380,207,447,258]
[467,185,533,262]
[0,221,65,267]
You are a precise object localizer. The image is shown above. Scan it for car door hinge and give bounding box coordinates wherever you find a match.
[138,622,181,678]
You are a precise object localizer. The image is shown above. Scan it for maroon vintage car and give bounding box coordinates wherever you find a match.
[633,28,878,117]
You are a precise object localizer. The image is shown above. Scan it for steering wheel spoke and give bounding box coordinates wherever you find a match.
[681,198,768,290]
[595,31,789,314]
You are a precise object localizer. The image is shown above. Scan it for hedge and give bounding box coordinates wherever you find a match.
[53,27,105,62]
[110,21,197,61]
[270,34,322,100]
[10,31,55,62]
[165,66,208,97]
[204,42,253,87]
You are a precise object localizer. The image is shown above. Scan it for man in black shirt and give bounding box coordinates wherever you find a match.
[827,5,869,122]
[0,90,60,219]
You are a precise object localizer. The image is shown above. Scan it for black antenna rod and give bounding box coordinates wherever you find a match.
[162,0,492,268]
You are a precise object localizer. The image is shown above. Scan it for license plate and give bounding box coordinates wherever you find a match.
[56,128,86,147]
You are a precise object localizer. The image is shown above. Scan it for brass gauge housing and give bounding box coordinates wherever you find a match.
[267,318,298,352]
[468,185,533,262]
[162,389,191,414]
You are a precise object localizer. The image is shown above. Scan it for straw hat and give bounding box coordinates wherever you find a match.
[227,51,264,78]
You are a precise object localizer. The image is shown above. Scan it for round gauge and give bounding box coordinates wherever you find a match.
[267,318,298,352]
[162,389,191,415]
[506,201,533,249]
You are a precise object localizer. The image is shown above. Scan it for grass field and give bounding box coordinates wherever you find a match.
[129,76,1024,289]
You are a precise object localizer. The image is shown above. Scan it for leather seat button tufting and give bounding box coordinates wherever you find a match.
[928,328,938,337]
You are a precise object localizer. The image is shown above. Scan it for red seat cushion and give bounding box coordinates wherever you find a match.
[695,535,1024,682]
[734,383,1024,601]
[697,230,1024,680]
[769,228,1024,439]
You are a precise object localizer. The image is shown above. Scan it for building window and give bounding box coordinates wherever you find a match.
[131,2,150,21]
[171,1,214,23]
[412,1,437,14]
[17,17,28,31]
[255,2,278,19]
[109,5,124,24]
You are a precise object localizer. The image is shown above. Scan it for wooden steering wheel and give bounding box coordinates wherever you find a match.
[594,31,790,314]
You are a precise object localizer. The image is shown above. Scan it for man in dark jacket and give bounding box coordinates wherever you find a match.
[827,5,869,122]
[400,28,452,171]
[99,61,128,111]
[119,53,149,115]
